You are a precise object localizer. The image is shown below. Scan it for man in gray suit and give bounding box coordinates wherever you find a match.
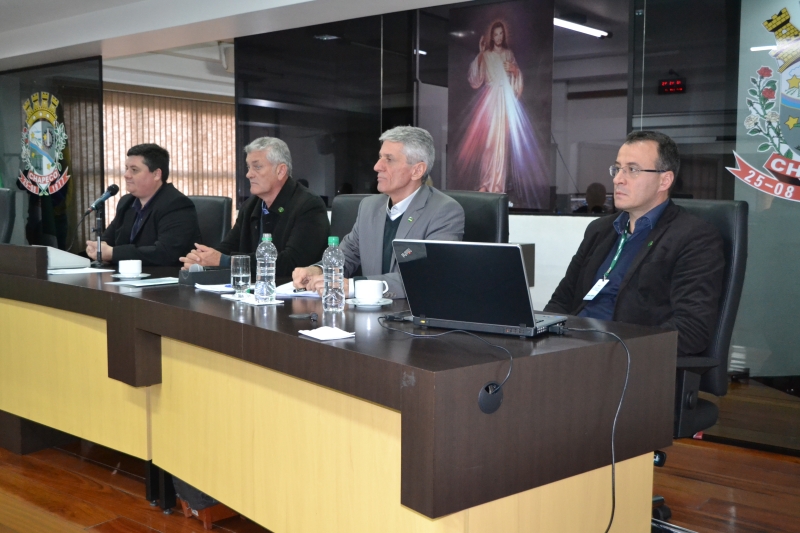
[292,126,465,298]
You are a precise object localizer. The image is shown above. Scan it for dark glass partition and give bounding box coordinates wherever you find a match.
[0,58,103,252]
[235,14,413,207]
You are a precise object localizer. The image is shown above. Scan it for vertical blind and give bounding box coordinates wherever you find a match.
[102,90,236,223]
[61,86,104,252]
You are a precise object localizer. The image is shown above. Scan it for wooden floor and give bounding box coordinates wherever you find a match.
[0,445,271,533]
[701,379,800,456]
[653,439,800,533]
[0,380,798,533]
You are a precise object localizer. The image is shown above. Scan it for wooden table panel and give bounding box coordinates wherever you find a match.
[0,298,150,460]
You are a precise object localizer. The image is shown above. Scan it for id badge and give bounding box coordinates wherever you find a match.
[583,278,609,301]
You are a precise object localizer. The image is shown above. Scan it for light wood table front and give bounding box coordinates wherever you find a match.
[152,338,652,533]
[0,298,150,460]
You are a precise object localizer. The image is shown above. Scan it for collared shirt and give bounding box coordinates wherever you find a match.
[129,184,165,241]
[386,186,420,221]
[578,199,669,321]
[220,182,290,268]
[260,199,279,236]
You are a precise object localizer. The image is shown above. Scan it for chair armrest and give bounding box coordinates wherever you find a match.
[676,356,719,370]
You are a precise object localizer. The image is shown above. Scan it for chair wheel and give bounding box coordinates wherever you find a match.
[652,504,672,521]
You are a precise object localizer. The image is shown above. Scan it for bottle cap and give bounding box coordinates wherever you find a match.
[328,236,339,246]
[262,233,272,242]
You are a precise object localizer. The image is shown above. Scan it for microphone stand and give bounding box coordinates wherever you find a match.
[91,205,104,267]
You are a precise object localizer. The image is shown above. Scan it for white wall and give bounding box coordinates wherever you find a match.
[509,214,592,310]
[551,54,628,197]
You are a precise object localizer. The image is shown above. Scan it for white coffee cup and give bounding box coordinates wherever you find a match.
[118,259,142,277]
[355,279,389,304]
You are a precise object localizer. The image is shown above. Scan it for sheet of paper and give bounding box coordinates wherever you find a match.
[298,326,355,341]
[105,277,179,287]
[221,293,284,306]
[48,268,115,275]
[276,281,321,299]
[195,283,235,294]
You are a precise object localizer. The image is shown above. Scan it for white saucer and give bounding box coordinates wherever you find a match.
[111,273,151,279]
[346,298,392,308]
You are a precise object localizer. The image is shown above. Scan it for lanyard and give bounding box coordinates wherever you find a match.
[603,223,630,280]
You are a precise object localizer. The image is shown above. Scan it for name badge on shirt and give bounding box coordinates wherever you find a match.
[583,278,609,301]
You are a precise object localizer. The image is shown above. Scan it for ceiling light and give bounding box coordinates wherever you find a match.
[314,35,339,41]
[414,49,427,55]
[553,18,609,38]
[750,45,776,52]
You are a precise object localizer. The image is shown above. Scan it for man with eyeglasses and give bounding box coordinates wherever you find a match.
[180,137,329,276]
[544,130,724,357]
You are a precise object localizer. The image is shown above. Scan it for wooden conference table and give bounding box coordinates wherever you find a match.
[0,244,675,532]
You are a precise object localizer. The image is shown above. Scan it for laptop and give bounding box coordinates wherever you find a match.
[393,240,567,337]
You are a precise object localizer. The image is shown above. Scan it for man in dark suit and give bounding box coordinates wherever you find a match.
[86,143,200,266]
[180,137,329,277]
[544,131,724,357]
[292,126,465,299]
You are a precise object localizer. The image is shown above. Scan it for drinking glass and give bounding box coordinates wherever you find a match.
[231,255,251,299]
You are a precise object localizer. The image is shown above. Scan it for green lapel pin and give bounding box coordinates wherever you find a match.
[408,216,413,223]
[648,241,653,247]
[278,207,284,213]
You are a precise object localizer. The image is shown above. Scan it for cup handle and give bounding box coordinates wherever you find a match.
[381,280,389,294]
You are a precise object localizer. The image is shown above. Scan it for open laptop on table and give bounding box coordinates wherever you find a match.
[392,240,566,337]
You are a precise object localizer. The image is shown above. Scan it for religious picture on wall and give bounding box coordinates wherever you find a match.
[447,0,554,210]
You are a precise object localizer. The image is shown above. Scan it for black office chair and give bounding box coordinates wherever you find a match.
[652,199,748,524]
[329,194,370,241]
[443,190,508,243]
[329,191,509,244]
[0,188,16,244]
[188,196,232,250]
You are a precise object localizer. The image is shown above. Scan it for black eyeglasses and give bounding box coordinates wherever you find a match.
[609,165,665,177]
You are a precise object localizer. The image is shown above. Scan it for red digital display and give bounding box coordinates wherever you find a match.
[658,78,687,94]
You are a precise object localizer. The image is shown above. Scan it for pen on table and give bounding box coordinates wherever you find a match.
[293,288,306,293]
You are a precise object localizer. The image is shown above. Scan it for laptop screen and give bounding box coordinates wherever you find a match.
[393,240,536,327]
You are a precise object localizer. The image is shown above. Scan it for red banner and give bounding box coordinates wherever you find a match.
[726,151,800,202]
[763,153,800,186]
[18,170,39,194]
[48,167,70,194]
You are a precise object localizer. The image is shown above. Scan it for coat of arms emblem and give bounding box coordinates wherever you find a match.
[19,91,70,196]
[728,7,800,202]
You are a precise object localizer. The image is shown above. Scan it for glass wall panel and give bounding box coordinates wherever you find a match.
[732,1,800,378]
[631,0,740,200]
[236,16,388,206]
[636,0,800,379]
[0,58,103,252]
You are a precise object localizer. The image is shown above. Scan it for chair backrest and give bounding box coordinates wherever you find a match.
[442,191,509,243]
[673,199,748,396]
[328,191,510,244]
[188,196,232,250]
[329,194,370,241]
[0,188,15,244]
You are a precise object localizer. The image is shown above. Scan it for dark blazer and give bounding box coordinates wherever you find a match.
[544,201,725,357]
[103,183,201,266]
[218,177,329,277]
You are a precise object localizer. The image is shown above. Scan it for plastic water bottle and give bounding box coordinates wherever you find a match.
[255,233,277,303]
[322,236,345,311]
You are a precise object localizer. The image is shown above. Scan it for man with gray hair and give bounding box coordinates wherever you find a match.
[292,126,465,298]
[181,136,329,276]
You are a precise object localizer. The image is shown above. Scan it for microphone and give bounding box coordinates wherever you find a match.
[85,184,120,214]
